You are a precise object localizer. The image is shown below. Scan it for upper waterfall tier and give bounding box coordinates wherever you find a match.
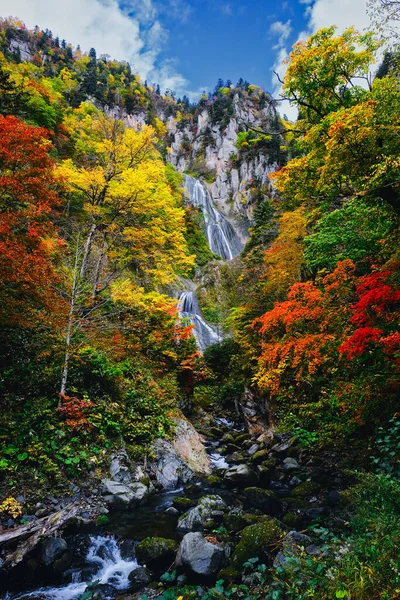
[184,175,243,260]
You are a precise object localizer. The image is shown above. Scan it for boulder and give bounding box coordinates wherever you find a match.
[176,532,225,576]
[151,417,211,489]
[243,487,282,517]
[102,480,149,508]
[177,495,226,532]
[251,449,270,465]
[41,537,68,567]
[135,537,178,572]
[231,518,284,567]
[223,464,257,487]
[291,481,320,498]
[128,565,153,590]
[283,457,300,471]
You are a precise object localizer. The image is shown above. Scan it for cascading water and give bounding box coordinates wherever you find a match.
[178,291,220,351]
[9,536,137,600]
[183,174,243,260]
[177,176,244,351]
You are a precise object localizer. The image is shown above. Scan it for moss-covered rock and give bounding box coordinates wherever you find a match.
[231,518,284,567]
[135,537,178,572]
[233,433,251,445]
[172,497,194,511]
[260,458,278,469]
[206,475,223,486]
[223,510,266,532]
[251,449,270,465]
[221,433,235,444]
[281,497,309,509]
[217,566,241,583]
[291,481,320,498]
[244,487,282,517]
[283,512,304,528]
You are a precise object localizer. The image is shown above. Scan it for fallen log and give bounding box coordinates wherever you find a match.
[0,502,82,569]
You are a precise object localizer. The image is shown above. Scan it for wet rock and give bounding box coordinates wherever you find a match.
[256,465,272,487]
[128,565,153,590]
[247,444,259,456]
[109,449,133,483]
[229,452,246,464]
[231,518,283,567]
[177,495,226,532]
[165,506,179,516]
[283,457,300,471]
[233,433,251,445]
[172,497,195,512]
[244,487,282,517]
[88,583,115,598]
[269,481,291,497]
[205,475,222,486]
[224,464,257,487]
[151,418,211,488]
[136,537,178,573]
[251,449,270,465]
[41,537,68,567]
[176,532,225,576]
[102,480,149,508]
[119,539,136,560]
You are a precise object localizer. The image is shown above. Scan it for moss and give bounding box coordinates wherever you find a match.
[231,518,284,567]
[218,566,241,583]
[135,537,178,565]
[172,497,194,511]
[283,512,304,528]
[234,433,251,445]
[291,481,320,498]
[244,487,282,516]
[260,458,278,469]
[251,449,270,464]
[206,475,223,486]
[140,477,150,486]
[223,511,265,533]
[281,497,309,509]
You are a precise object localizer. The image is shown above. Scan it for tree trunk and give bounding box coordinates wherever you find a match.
[60,238,80,405]
[80,223,96,279]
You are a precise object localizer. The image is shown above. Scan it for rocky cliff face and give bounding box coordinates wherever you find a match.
[165,91,282,237]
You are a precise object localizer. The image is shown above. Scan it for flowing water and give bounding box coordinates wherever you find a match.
[177,175,244,351]
[11,536,137,600]
[183,174,243,261]
[178,291,220,351]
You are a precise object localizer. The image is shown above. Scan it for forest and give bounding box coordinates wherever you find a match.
[0,1,399,598]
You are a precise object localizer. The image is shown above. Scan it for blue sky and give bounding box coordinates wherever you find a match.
[0,0,371,107]
[135,0,310,96]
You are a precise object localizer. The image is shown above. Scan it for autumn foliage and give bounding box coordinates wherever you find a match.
[0,115,65,326]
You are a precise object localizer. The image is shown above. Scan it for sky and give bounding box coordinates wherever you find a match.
[0,0,373,109]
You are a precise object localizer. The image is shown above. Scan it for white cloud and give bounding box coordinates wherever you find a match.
[0,0,193,95]
[305,0,369,33]
[269,19,292,48]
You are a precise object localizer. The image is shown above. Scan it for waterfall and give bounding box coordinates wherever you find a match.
[183,174,243,261]
[177,176,243,352]
[178,291,220,352]
[12,536,137,600]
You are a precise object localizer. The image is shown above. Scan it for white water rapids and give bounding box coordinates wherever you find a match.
[10,536,137,600]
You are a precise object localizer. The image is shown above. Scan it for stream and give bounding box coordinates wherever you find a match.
[3,417,244,600]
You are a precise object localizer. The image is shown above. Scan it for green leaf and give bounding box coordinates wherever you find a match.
[17,452,28,461]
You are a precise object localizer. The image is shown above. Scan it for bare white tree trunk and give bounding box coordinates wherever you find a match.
[80,223,96,279]
[60,238,80,405]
